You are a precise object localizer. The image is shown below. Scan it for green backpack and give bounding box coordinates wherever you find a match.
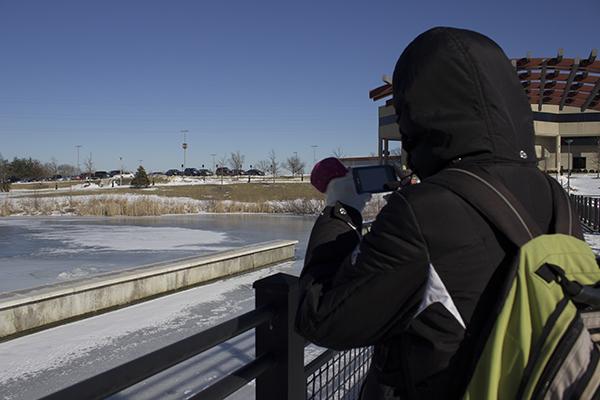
[428,168,600,400]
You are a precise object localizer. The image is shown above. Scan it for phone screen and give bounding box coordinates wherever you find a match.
[352,165,397,194]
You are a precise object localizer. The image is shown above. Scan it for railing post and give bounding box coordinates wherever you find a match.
[253,273,305,400]
[583,197,587,227]
[595,198,600,232]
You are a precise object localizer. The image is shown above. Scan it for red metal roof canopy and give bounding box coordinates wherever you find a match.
[369,49,600,112]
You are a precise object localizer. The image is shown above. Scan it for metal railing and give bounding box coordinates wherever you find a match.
[571,194,600,233]
[41,272,372,400]
[306,347,373,400]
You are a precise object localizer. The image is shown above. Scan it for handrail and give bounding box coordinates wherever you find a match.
[304,348,336,377]
[193,354,276,400]
[39,261,373,399]
[41,305,275,400]
[571,194,600,233]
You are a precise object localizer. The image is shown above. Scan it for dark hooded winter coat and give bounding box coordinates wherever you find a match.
[295,27,582,399]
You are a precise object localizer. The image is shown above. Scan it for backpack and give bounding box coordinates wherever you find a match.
[427,167,600,400]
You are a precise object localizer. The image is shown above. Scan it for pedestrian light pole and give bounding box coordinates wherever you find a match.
[75,144,82,174]
[210,153,216,174]
[310,145,318,169]
[181,129,189,170]
[119,156,124,186]
[565,139,574,194]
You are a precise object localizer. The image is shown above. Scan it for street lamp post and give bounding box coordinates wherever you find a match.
[75,145,82,174]
[181,129,189,170]
[310,145,318,171]
[565,139,574,194]
[210,153,216,174]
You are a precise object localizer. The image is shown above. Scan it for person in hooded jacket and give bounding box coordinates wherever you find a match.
[295,27,582,399]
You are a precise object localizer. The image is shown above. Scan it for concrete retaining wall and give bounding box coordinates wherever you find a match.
[0,240,297,340]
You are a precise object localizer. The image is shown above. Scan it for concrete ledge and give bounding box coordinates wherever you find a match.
[0,240,297,339]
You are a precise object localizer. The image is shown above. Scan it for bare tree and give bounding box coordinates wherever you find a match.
[83,153,94,177]
[332,147,345,158]
[46,157,59,177]
[217,155,228,184]
[267,149,280,183]
[229,151,245,175]
[58,164,78,177]
[284,155,306,178]
[46,157,60,189]
[255,160,270,174]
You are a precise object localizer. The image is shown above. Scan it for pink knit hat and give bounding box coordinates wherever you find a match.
[310,157,348,193]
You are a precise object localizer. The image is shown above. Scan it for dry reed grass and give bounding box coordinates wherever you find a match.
[0,182,390,218]
[0,194,327,217]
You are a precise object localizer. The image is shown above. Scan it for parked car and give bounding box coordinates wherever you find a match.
[165,169,182,176]
[246,169,265,176]
[94,171,110,179]
[183,168,200,176]
[231,169,247,176]
[215,167,233,176]
[197,169,213,176]
[109,170,122,177]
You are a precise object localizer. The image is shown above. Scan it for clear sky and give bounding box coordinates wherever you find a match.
[0,0,598,172]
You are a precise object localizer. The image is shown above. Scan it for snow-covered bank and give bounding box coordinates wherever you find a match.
[556,173,600,196]
[0,193,325,217]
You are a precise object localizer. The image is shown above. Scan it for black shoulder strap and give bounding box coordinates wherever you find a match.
[543,174,575,237]
[426,167,543,248]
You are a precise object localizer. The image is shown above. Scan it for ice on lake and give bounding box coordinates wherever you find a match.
[0,214,315,293]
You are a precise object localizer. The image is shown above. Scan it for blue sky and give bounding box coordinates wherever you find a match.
[0,0,598,172]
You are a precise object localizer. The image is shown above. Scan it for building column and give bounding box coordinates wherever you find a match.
[384,139,389,161]
[556,135,561,173]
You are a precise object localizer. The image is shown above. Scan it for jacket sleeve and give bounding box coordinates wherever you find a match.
[295,192,431,349]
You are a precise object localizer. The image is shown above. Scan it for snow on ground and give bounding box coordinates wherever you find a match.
[585,234,600,255]
[555,173,600,196]
[6,175,305,197]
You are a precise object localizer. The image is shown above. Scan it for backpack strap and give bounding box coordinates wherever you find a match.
[544,174,575,236]
[425,167,543,248]
[426,167,543,397]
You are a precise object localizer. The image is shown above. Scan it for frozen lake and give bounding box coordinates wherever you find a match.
[0,214,318,400]
[0,214,316,294]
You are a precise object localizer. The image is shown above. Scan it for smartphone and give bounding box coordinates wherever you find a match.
[352,165,398,194]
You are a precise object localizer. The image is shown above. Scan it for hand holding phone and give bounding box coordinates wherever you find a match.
[351,165,398,194]
[311,158,399,195]
[325,174,372,212]
[310,158,400,212]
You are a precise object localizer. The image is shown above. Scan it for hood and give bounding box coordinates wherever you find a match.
[392,27,536,177]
